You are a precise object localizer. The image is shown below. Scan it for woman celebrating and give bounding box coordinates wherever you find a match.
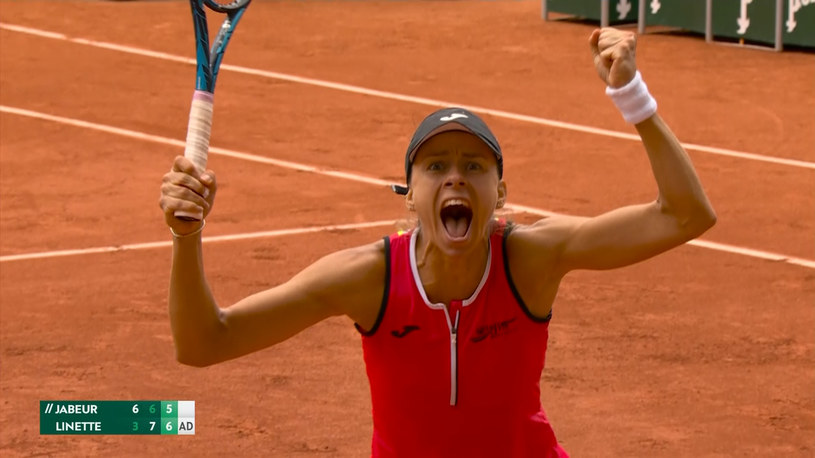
[159,28,716,457]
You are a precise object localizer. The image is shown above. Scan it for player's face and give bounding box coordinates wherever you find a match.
[408,131,506,255]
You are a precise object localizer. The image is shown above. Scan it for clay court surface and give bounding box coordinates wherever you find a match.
[0,1,813,456]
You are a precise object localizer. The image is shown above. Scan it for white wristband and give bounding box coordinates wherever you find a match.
[605,71,657,124]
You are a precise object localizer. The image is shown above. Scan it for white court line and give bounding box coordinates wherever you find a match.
[0,105,394,187]
[1,105,813,270]
[1,22,814,171]
[0,221,397,263]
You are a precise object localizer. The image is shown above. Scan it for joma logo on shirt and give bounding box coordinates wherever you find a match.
[391,325,420,338]
[471,317,517,343]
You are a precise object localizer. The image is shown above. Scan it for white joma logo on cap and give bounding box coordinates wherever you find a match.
[440,113,468,122]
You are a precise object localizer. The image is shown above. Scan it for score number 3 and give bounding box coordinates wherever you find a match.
[131,421,157,432]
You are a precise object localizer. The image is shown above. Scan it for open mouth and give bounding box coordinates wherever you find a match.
[440,199,473,239]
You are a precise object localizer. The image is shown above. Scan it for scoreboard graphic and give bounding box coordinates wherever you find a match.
[40,401,195,435]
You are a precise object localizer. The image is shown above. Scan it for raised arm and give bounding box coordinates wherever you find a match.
[159,156,386,367]
[506,29,716,314]
[529,112,715,273]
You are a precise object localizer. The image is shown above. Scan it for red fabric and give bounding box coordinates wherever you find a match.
[360,223,569,458]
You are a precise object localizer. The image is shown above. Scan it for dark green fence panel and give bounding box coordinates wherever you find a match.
[546,0,813,49]
[645,0,707,33]
[546,0,641,24]
[783,1,815,47]
[712,0,777,44]
[546,0,602,19]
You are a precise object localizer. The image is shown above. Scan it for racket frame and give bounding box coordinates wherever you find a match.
[175,0,251,221]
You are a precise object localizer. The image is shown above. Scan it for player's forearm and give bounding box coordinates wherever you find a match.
[636,114,717,235]
[168,235,226,367]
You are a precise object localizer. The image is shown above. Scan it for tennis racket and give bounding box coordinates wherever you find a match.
[176,0,252,221]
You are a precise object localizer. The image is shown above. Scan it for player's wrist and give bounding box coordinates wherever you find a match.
[170,220,206,239]
[605,71,657,124]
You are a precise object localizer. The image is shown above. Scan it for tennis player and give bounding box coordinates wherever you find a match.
[159,28,716,457]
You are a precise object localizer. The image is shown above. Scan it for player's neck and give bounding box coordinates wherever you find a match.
[415,231,489,305]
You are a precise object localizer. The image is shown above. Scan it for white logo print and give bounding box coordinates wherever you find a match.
[440,113,468,122]
[737,0,753,35]
[616,0,632,19]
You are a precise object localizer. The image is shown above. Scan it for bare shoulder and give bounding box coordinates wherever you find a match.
[304,238,388,329]
[507,215,588,258]
[320,238,387,274]
[504,216,588,317]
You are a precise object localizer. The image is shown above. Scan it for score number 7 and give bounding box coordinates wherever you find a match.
[131,421,157,432]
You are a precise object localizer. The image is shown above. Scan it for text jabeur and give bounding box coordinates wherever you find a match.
[53,404,98,415]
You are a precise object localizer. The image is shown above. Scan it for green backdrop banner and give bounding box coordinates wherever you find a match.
[783,0,815,47]
[644,0,708,33]
[547,0,813,48]
[546,0,641,24]
[712,0,777,44]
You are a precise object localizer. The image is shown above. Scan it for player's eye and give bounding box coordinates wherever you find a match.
[466,161,483,171]
[427,161,445,171]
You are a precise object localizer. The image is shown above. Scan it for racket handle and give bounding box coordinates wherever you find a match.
[175,90,214,221]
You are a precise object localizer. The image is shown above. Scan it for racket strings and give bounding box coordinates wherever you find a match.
[204,0,250,12]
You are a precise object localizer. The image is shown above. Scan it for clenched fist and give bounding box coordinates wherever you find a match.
[159,156,217,236]
[589,28,638,88]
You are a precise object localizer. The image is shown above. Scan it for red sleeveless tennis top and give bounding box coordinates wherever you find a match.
[357,222,569,457]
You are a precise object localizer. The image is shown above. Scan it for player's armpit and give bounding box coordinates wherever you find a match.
[503,217,578,318]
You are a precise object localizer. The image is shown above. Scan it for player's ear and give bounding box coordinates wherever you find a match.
[406,189,415,212]
[496,181,507,209]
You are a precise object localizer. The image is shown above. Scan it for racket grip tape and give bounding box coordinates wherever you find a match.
[175,90,214,221]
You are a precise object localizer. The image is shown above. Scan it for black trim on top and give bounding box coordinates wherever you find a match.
[502,223,553,323]
[355,236,391,336]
